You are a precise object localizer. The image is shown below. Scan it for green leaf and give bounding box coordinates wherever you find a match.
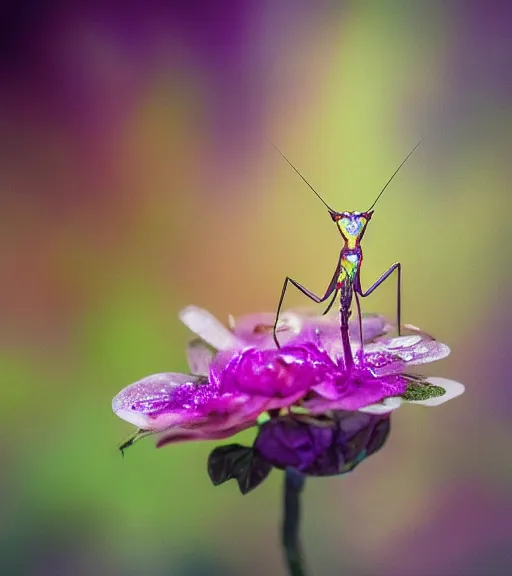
[207,444,272,495]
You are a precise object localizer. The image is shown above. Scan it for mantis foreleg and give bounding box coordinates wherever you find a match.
[356,262,402,336]
[273,265,340,348]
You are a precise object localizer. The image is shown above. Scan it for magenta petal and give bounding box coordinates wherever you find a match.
[112,373,212,430]
[112,372,265,438]
[310,373,346,400]
[156,421,256,448]
[265,390,312,410]
[358,351,406,376]
[155,392,269,447]
[306,372,409,413]
[377,373,410,397]
[218,344,336,400]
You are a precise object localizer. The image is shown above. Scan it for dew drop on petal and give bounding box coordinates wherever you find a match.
[387,335,422,349]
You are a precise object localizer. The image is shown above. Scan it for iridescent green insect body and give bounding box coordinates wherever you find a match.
[332,211,372,370]
[270,141,422,371]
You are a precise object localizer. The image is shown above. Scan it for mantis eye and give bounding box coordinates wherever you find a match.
[330,212,341,222]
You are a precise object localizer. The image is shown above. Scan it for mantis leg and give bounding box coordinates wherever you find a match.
[273,266,339,348]
[354,291,364,359]
[356,262,402,336]
[322,290,339,316]
[118,429,153,456]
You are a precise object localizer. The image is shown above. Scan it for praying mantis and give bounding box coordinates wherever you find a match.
[271,140,423,371]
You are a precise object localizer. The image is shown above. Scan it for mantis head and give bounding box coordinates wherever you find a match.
[329,210,373,243]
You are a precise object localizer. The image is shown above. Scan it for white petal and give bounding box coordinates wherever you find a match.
[186,339,214,376]
[359,396,402,414]
[277,311,303,335]
[364,338,451,366]
[386,335,422,349]
[406,376,465,406]
[114,409,152,429]
[404,343,451,365]
[179,306,239,351]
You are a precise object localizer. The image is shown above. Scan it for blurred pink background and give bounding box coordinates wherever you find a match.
[1,2,511,575]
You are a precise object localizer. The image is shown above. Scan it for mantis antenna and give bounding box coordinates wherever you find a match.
[367,139,424,211]
[266,137,336,213]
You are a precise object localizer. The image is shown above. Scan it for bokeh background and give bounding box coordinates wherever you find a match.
[1,2,511,575]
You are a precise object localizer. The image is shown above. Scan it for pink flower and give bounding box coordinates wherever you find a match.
[112,307,389,445]
[112,306,464,450]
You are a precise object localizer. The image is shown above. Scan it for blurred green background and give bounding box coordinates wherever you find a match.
[1,2,511,575]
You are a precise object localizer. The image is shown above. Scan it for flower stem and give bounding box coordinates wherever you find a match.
[282,468,308,576]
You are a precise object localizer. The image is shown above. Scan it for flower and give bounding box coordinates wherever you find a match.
[112,306,464,460]
[112,372,267,448]
[112,306,393,446]
[210,311,463,416]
